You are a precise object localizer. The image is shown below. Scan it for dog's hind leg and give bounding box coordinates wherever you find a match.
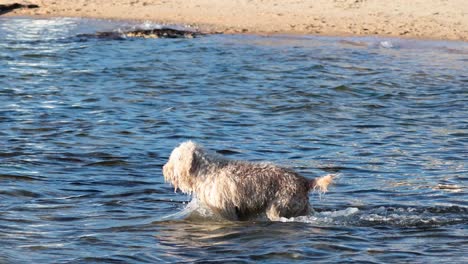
[266,197,310,221]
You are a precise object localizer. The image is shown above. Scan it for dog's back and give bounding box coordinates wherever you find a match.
[195,161,311,220]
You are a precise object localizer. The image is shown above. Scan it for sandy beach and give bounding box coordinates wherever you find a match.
[3,0,468,40]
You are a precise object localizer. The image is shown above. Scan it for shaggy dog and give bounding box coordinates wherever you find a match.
[163,141,334,221]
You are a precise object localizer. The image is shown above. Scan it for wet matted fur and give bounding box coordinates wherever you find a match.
[163,141,334,221]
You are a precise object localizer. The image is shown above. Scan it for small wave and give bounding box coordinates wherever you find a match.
[379,41,394,48]
[356,206,468,227]
[0,173,41,182]
[127,21,163,31]
[279,207,360,224]
[338,38,397,49]
[0,188,43,198]
[164,198,360,223]
[85,160,128,167]
[280,206,468,228]
[161,198,215,221]
[168,199,467,228]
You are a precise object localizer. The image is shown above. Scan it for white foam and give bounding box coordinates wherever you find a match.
[139,21,163,30]
[164,195,360,223]
[279,207,359,224]
[379,41,394,48]
[163,202,466,227]
[161,197,214,220]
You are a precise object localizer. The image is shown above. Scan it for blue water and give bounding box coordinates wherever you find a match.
[0,17,467,263]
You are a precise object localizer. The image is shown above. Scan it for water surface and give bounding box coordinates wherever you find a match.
[0,17,467,263]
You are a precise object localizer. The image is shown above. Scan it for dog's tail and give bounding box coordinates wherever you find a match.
[309,174,336,193]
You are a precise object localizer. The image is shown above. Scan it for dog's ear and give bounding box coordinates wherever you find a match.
[162,162,172,182]
[188,148,202,175]
[175,143,202,176]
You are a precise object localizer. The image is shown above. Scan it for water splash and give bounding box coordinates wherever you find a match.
[279,207,360,224]
[279,206,468,228]
[379,40,394,48]
[161,197,215,221]
[356,206,468,227]
[163,196,467,228]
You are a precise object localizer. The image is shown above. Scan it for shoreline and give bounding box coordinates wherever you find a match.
[3,0,468,42]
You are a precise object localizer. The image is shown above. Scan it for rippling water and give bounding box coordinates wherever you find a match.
[1,17,467,263]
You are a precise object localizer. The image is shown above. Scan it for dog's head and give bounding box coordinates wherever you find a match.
[162,141,205,193]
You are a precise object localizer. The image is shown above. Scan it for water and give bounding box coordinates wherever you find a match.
[0,17,467,263]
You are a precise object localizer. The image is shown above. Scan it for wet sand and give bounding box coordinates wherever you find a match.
[3,0,468,41]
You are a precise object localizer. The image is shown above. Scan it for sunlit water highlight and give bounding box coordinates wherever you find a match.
[0,17,467,263]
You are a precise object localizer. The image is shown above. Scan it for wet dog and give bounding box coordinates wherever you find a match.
[163,141,334,221]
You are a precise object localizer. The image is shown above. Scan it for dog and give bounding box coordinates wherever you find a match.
[162,141,334,221]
